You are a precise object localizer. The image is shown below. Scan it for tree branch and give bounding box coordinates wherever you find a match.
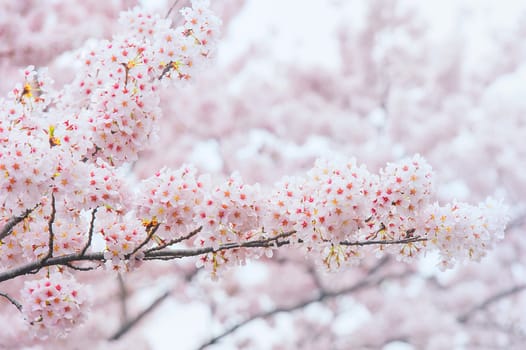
[458,283,526,323]
[0,252,105,283]
[339,236,427,246]
[80,207,98,256]
[0,292,23,312]
[42,194,56,261]
[144,232,427,261]
[144,226,202,254]
[126,223,160,258]
[0,204,39,241]
[165,0,182,19]
[197,259,404,349]
[109,290,171,341]
[143,230,295,261]
[117,273,129,323]
[63,262,98,271]
[0,227,427,284]
[106,267,200,341]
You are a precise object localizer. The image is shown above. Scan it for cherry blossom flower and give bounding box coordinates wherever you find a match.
[21,273,88,339]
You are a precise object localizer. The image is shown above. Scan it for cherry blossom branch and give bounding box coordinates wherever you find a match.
[0,227,426,283]
[117,274,129,323]
[197,258,405,349]
[109,290,171,341]
[63,263,97,272]
[126,224,160,258]
[0,292,23,312]
[144,232,427,261]
[143,230,297,261]
[0,252,105,283]
[144,226,203,254]
[339,236,427,246]
[0,204,39,241]
[81,207,99,256]
[42,194,56,262]
[458,283,526,323]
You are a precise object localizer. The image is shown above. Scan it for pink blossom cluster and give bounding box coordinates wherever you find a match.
[195,173,261,247]
[0,0,513,342]
[96,209,148,272]
[367,155,434,260]
[20,273,87,339]
[0,159,129,270]
[0,66,56,213]
[0,199,95,270]
[193,173,265,277]
[0,0,220,255]
[54,1,221,166]
[424,198,509,270]
[136,155,509,274]
[1,0,221,336]
[136,165,208,239]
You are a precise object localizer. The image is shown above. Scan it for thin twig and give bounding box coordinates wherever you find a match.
[117,274,128,323]
[145,226,203,254]
[144,233,425,261]
[0,292,22,312]
[339,236,427,246]
[0,228,426,284]
[0,204,39,241]
[127,224,160,258]
[63,263,97,272]
[158,61,174,80]
[458,284,526,323]
[0,251,105,283]
[307,265,323,291]
[42,194,56,261]
[165,0,181,19]
[368,255,390,275]
[197,269,408,349]
[80,207,98,256]
[143,230,296,261]
[109,290,171,341]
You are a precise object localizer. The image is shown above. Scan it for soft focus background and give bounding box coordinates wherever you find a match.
[1,0,526,349]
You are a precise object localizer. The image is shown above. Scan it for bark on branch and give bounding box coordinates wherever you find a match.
[0,205,39,241]
[0,291,23,312]
[197,258,406,349]
[109,290,171,341]
[458,283,526,323]
[0,226,426,284]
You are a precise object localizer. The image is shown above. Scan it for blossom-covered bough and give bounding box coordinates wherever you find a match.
[0,0,509,341]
